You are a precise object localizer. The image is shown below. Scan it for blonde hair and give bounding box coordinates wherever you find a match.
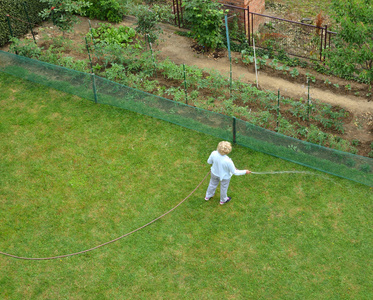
[217,141,232,155]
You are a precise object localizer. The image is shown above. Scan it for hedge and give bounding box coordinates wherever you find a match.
[0,0,48,47]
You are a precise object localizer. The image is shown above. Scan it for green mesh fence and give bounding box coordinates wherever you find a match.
[0,50,372,187]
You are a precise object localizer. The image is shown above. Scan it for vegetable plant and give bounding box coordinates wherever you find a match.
[89,24,138,48]
[9,37,43,59]
[290,68,299,78]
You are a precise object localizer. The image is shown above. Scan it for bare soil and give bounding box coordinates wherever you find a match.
[2,15,372,156]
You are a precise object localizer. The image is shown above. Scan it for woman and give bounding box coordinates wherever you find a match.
[205,141,251,205]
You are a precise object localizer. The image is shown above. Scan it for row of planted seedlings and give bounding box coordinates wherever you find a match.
[240,47,372,99]
[81,23,357,154]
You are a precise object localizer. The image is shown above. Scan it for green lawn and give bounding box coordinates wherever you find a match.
[0,73,372,299]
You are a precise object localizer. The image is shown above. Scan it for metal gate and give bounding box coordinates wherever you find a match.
[171,0,336,62]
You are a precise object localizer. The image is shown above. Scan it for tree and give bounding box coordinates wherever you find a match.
[132,5,161,44]
[183,0,228,51]
[39,0,90,33]
[325,0,373,83]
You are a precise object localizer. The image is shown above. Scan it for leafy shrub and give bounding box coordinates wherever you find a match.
[325,0,373,84]
[0,0,48,47]
[132,4,162,43]
[183,0,227,51]
[9,37,42,58]
[39,0,90,33]
[82,0,125,23]
[151,3,174,24]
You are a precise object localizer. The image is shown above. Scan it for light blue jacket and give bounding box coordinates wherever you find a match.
[207,151,246,181]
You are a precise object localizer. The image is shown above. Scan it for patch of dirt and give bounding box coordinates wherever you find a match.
[2,15,372,156]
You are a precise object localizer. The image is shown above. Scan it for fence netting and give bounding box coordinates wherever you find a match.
[0,50,372,187]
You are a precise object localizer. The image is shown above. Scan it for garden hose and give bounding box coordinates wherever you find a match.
[0,169,335,261]
[0,171,211,260]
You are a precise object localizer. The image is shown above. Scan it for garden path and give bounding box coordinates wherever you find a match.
[154,22,372,115]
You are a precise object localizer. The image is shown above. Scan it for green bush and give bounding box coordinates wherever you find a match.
[9,37,42,58]
[0,0,48,47]
[82,0,126,23]
[39,0,90,33]
[133,5,162,43]
[183,0,227,51]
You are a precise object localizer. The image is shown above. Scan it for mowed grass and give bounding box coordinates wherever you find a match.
[0,72,372,299]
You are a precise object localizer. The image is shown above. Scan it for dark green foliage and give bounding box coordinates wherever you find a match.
[133,5,162,43]
[39,0,90,33]
[183,0,227,51]
[82,0,125,23]
[326,0,373,83]
[9,37,42,58]
[89,23,137,47]
[0,0,48,47]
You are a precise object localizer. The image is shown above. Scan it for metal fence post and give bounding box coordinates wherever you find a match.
[307,78,311,124]
[175,0,179,27]
[183,63,188,104]
[233,116,236,144]
[276,89,280,132]
[225,15,233,97]
[148,37,157,78]
[6,15,14,38]
[244,6,249,40]
[319,26,324,61]
[324,25,328,61]
[6,15,18,55]
[91,73,98,103]
[22,2,36,44]
[247,6,251,46]
[85,37,93,73]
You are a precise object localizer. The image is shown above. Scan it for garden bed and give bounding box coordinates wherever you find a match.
[2,16,372,157]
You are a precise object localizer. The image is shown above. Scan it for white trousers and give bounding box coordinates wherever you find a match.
[205,173,231,202]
